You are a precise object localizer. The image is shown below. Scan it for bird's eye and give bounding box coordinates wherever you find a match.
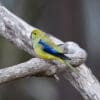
[34,32,37,35]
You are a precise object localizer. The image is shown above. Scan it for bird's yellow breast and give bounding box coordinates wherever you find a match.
[34,47,55,60]
[34,47,64,63]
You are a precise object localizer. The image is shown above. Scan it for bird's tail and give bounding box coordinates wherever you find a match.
[63,60,78,74]
[63,60,87,80]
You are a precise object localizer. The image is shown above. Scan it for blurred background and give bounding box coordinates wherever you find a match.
[0,0,100,100]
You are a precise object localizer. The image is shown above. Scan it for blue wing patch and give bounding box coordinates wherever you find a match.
[39,39,70,60]
[39,39,57,54]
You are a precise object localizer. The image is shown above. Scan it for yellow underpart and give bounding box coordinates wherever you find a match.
[34,47,64,64]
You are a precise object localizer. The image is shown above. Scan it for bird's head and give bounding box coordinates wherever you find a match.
[31,29,45,40]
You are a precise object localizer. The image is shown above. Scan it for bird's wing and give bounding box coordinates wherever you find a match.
[43,36,63,52]
[38,39,69,60]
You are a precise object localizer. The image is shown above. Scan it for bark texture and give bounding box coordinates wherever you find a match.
[0,4,100,100]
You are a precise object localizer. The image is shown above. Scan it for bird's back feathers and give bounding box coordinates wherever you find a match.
[39,39,69,60]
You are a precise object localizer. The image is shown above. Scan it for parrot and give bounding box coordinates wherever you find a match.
[31,29,77,74]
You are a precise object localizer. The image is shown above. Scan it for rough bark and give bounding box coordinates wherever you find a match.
[0,4,100,100]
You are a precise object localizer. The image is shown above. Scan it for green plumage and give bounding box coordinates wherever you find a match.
[31,29,78,74]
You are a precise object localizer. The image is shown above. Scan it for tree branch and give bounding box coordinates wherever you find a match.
[0,4,100,100]
[0,58,59,84]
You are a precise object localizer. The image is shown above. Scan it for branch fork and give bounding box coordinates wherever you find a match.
[0,4,100,100]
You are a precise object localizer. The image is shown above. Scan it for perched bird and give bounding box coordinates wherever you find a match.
[31,29,76,72]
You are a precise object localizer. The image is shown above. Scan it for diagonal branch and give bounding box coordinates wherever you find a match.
[0,4,100,100]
